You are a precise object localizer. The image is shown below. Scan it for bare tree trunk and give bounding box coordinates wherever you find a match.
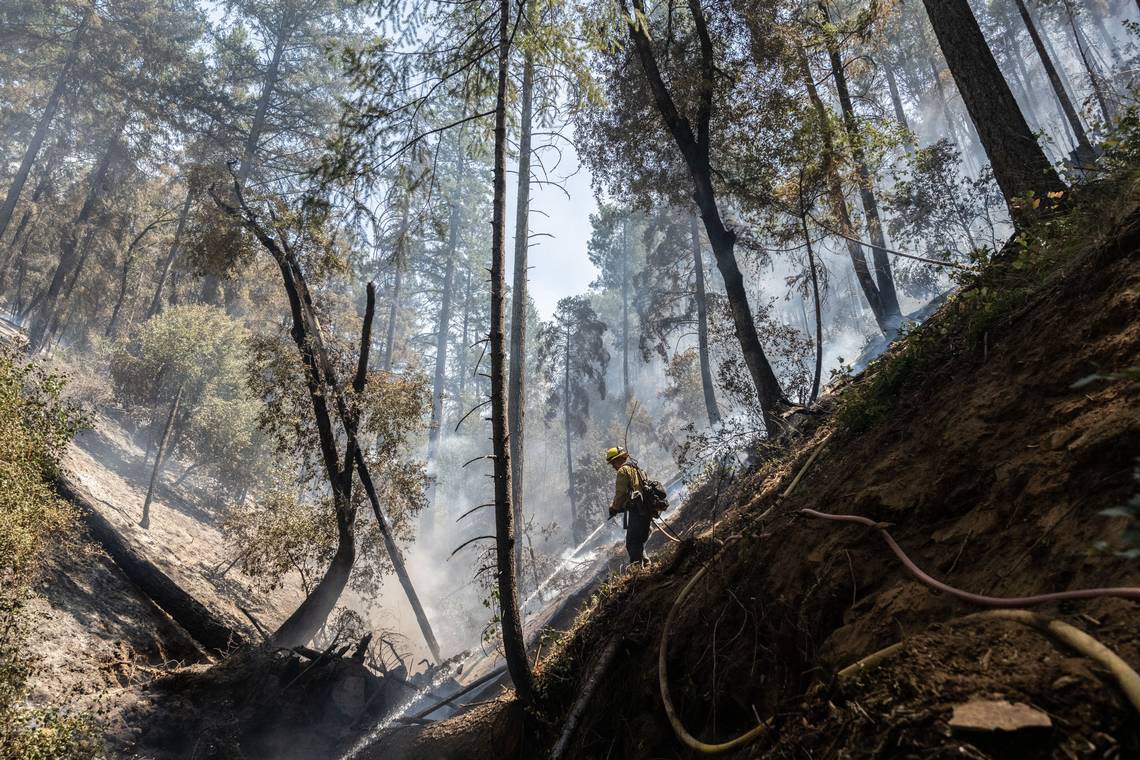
[827,42,902,333]
[425,202,458,520]
[922,0,1068,211]
[147,187,193,318]
[564,325,582,543]
[237,14,292,187]
[1011,0,1094,160]
[490,0,534,702]
[382,203,410,372]
[1061,0,1113,126]
[354,449,443,662]
[508,42,535,577]
[621,216,631,403]
[625,0,785,432]
[798,48,892,336]
[456,261,473,421]
[30,119,125,350]
[141,384,183,530]
[882,56,910,132]
[0,12,87,240]
[800,207,822,404]
[690,214,720,427]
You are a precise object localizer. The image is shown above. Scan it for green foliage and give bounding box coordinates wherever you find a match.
[836,114,1140,432]
[0,352,99,758]
[110,304,266,492]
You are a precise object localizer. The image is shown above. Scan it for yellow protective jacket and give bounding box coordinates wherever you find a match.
[610,463,643,514]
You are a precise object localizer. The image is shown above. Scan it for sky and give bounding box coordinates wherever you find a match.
[503,135,600,320]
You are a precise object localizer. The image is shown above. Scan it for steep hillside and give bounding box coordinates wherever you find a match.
[361,183,1140,758]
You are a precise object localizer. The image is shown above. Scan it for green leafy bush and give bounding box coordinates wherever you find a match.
[0,351,99,758]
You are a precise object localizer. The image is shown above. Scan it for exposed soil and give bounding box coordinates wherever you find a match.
[361,202,1140,757]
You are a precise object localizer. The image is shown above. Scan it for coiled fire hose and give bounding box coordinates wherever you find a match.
[657,510,1140,755]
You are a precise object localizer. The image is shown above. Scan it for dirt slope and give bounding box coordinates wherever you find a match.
[360,197,1140,758]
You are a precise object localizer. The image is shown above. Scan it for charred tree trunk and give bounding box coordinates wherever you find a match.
[922,0,1068,210]
[147,188,193,318]
[490,0,534,702]
[800,207,823,404]
[353,449,442,663]
[508,42,535,577]
[1011,0,1094,161]
[827,42,902,333]
[140,383,183,530]
[0,13,87,240]
[625,0,785,432]
[690,214,720,426]
[57,475,242,655]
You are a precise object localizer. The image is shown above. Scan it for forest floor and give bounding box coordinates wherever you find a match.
[1,310,309,755]
[356,188,1140,758]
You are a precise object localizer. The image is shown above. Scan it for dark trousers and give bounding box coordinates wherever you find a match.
[625,507,651,564]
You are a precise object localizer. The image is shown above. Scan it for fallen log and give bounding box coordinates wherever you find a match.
[57,473,244,656]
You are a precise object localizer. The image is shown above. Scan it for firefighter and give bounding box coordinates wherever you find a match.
[606,446,650,565]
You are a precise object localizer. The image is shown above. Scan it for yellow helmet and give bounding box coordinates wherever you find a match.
[605,446,627,463]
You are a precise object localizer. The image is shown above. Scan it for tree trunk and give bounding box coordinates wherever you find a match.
[237,15,292,187]
[882,56,910,132]
[30,123,123,350]
[508,43,535,578]
[107,215,172,338]
[140,384,183,529]
[801,211,822,404]
[354,449,442,663]
[827,43,902,333]
[1061,1,1113,126]
[621,216,631,403]
[921,0,1068,211]
[147,187,193,318]
[690,214,720,427]
[625,0,785,432]
[425,202,458,520]
[798,48,893,336]
[42,225,98,347]
[57,474,242,655]
[564,325,582,543]
[0,12,87,240]
[1011,0,1094,161]
[382,203,410,371]
[272,509,356,648]
[456,261,473,422]
[490,0,534,702]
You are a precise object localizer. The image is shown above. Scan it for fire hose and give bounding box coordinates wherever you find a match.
[657,510,1140,755]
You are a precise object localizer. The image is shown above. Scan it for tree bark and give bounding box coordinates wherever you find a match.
[564,324,582,543]
[801,209,822,404]
[1061,1,1112,126]
[353,449,442,663]
[147,187,193,318]
[689,214,720,427]
[625,0,785,432]
[621,216,631,403]
[57,474,243,655]
[30,118,125,350]
[0,12,88,240]
[140,383,183,530]
[1011,0,1094,161]
[490,0,534,702]
[425,202,458,520]
[382,202,410,371]
[237,13,293,187]
[882,56,910,132]
[798,48,893,336]
[107,215,172,338]
[922,0,1068,209]
[827,42,902,333]
[508,42,534,578]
